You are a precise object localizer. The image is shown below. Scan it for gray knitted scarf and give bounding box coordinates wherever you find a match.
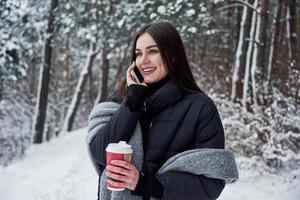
[86,102,239,200]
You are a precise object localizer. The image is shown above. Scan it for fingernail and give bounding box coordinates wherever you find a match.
[111,160,116,164]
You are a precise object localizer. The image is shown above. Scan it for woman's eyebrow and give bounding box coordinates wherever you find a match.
[136,45,158,51]
[146,45,158,49]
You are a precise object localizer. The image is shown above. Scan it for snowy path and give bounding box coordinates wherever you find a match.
[0,128,299,200]
[0,128,97,200]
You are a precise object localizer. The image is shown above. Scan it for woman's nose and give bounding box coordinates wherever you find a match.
[141,53,149,64]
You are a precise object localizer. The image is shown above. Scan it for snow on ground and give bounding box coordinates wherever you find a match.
[0,128,299,200]
[220,166,300,200]
[0,128,97,200]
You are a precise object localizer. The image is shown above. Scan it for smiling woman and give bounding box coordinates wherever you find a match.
[134,34,168,84]
[87,21,238,200]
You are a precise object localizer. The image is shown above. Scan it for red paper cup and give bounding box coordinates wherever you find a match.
[106,141,133,191]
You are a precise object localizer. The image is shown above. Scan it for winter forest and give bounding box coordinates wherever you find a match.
[0,0,300,198]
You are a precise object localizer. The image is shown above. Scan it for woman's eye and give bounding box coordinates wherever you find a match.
[135,52,142,57]
[149,49,158,54]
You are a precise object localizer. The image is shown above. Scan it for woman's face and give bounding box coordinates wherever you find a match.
[135,33,168,84]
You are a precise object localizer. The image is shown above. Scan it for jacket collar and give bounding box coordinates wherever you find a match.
[145,79,186,112]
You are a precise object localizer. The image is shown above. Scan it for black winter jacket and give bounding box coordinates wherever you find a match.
[90,79,225,200]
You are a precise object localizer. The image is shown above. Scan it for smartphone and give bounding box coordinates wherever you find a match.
[132,66,144,83]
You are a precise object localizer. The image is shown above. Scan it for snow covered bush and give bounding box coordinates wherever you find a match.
[0,0,27,83]
[260,89,300,169]
[0,88,33,166]
[212,89,300,169]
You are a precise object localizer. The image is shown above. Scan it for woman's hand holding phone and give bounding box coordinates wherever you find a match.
[126,62,147,87]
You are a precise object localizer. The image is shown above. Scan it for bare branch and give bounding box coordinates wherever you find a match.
[217,0,260,14]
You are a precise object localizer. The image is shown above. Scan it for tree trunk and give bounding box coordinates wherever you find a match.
[250,1,261,112]
[27,58,36,96]
[32,0,59,144]
[238,0,254,98]
[46,47,58,141]
[278,2,287,60]
[255,0,270,107]
[0,80,3,101]
[63,37,70,117]
[268,0,284,81]
[200,35,208,68]
[231,0,249,101]
[99,47,109,103]
[288,0,298,64]
[226,0,233,78]
[258,0,269,81]
[287,0,299,103]
[113,42,130,91]
[242,0,258,109]
[88,60,94,106]
[62,42,97,132]
[114,58,124,90]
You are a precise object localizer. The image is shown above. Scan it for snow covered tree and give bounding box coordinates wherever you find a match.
[32,0,59,143]
[62,42,97,132]
[56,0,145,131]
[1,0,299,169]
[0,0,27,89]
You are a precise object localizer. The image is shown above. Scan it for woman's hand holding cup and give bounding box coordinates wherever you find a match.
[106,160,140,191]
[106,141,139,191]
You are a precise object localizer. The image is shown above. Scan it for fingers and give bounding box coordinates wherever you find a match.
[111,160,132,170]
[126,61,147,87]
[106,171,127,182]
[126,61,135,75]
[106,165,129,176]
[126,62,136,85]
[106,161,140,190]
[107,179,126,188]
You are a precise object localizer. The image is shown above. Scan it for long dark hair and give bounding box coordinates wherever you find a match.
[119,21,202,97]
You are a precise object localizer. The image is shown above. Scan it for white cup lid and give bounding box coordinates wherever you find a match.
[106,141,133,154]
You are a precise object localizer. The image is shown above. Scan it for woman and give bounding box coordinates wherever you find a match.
[87,22,238,200]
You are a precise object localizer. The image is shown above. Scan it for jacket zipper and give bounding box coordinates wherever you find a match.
[142,101,147,112]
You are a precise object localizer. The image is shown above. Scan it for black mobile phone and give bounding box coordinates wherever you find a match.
[133,66,144,83]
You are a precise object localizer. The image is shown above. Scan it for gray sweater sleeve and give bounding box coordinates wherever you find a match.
[89,103,140,167]
[89,85,148,168]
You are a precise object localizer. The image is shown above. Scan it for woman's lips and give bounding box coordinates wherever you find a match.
[142,67,156,75]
